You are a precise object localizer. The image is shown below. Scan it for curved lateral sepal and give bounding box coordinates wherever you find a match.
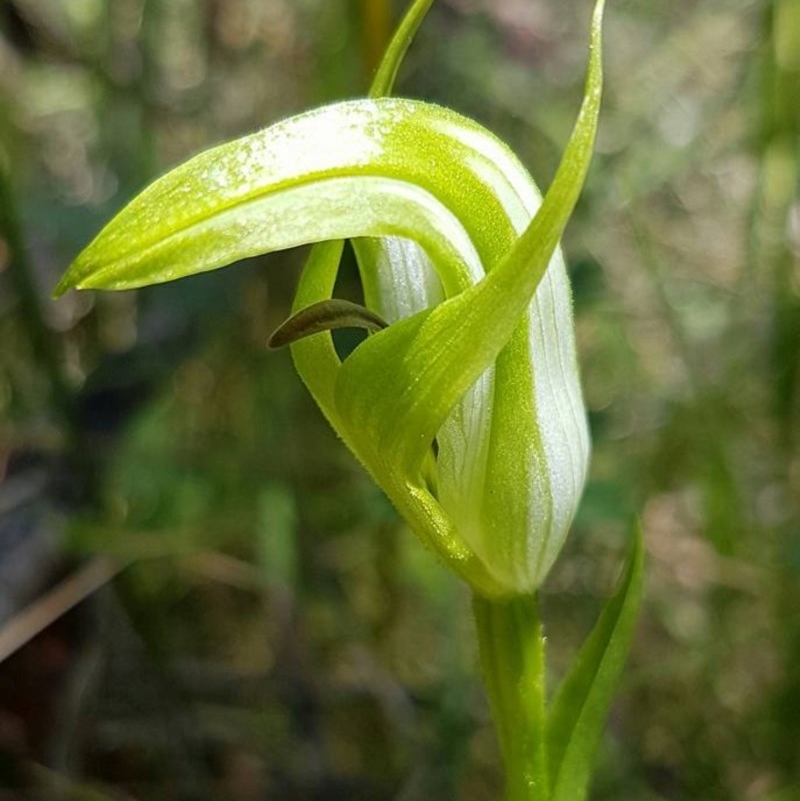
[290,0,441,448]
[369,0,437,98]
[333,0,605,475]
[289,240,346,429]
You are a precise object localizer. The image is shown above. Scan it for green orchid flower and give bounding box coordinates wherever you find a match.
[56,0,603,600]
[55,3,646,799]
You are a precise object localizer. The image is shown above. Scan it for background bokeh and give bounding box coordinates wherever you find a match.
[1,0,798,799]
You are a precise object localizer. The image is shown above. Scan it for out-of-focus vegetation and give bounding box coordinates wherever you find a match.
[0,0,797,799]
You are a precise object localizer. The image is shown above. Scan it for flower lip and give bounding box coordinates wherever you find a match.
[268,300,389,350]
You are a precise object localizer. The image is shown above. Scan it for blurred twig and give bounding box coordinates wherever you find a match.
[0,556,124,663]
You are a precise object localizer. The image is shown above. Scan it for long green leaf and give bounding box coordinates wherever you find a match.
[547,526,645,801]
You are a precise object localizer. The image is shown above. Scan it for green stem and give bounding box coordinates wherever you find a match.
[473,592,549,801]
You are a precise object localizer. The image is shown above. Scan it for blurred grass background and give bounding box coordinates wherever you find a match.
[0,0,798,799]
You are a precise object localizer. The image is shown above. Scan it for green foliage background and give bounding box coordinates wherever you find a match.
[0,0,797,799]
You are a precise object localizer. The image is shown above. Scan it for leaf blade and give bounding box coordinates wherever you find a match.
[547,525,645,801]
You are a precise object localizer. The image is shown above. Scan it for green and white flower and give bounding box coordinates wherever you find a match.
[57,1,603,598]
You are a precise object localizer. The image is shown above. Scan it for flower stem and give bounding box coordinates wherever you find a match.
[473,592,549,801]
